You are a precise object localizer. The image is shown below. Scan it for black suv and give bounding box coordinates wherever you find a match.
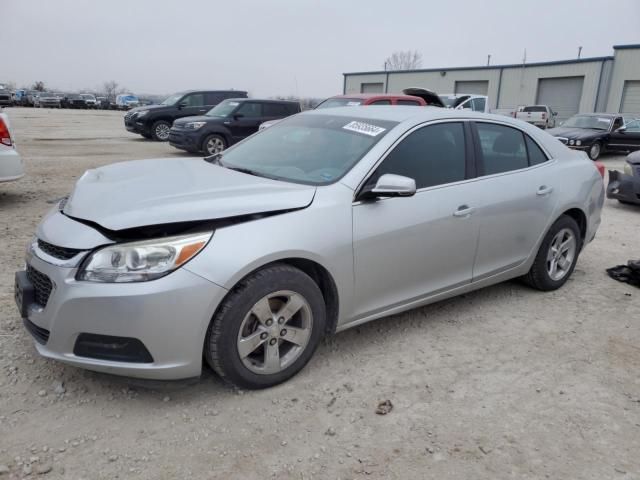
[168,98,301,155]
[61,94,87,109]
[124,90,247,141]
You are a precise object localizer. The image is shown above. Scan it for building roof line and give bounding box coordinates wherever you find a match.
[343,56,614,77]
[613,44,640,50]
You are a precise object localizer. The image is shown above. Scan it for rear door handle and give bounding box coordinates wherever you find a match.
[453,205,475,217]
[536,186,554,196]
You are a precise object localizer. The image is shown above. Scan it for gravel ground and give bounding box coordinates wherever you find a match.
[1,108,639,479]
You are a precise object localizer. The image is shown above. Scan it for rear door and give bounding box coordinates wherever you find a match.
[470,121,557,280]
[227,101,264,140]
[262,103,294,123]
[352,121,479,319]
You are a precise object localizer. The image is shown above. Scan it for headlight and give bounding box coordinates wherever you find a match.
[77,232,212,283]
[185,121,206,130]
[136,110,148,118]
[569,139,575,145]
[575,140,582,146]
[624,162,633,176]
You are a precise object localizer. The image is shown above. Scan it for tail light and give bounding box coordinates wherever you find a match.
[594,161,605,179]
[0,117,12,147]
[542,112,546,119]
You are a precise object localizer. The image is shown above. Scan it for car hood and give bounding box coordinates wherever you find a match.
[63,158,316,231]
[173,115,221,126]
[546,127,606,140]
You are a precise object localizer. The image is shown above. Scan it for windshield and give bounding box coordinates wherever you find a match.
[161,93,182,106]
[438,95,469,108]
[315,98,365,109]
[218,114,397,185]
[562,115,612,130]
[206,99,241,117]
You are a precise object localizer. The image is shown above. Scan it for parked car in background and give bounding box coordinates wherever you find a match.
[81,94,97,109]
[515,105,557,129]
[37,92,62,108]
[169,98,300,154]
[607,149,640,205]
[0,112,24,183]
[0,89,12,107]
[116,94,140,110]
[125,90,247,141]
[16,107,603,388]
[546,113,638,160]
[95,96,108,109]
[14,90,26,106]
[259,93,426,130]
[25,91,41,107]
[437,93,489,112]
[61,94,87,109]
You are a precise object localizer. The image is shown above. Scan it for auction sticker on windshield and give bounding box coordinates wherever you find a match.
[342,121,386,137]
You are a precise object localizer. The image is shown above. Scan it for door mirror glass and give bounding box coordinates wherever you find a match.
[233,113,245,120]
[178,101,187,109]
[362,174,416,200]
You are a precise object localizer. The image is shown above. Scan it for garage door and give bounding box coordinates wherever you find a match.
[454,81,489,96]
[536,76,584,121]
[360,82,384,94]
[620,80,640,115]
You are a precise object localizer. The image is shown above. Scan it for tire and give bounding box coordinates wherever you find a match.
[205,264,326,389]
[588,141,602,160]
[202,134,226,155]
[151,120,171,141]
[522,215,581,291]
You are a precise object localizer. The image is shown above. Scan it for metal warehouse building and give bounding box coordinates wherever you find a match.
[343,44,640,121]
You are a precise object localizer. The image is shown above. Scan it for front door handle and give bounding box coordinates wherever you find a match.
[453,205,475,217]
[536,186,554,196]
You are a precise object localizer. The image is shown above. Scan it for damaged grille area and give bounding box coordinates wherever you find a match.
[26,265,53,307]
[37,239,84,260]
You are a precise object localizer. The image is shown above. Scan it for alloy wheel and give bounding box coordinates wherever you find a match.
[155,123,170,141]
[237,290,313,375]
[205,137,225,155]
[546,228,577,281]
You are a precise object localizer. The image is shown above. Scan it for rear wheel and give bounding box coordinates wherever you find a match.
[202,134,226,155]
[151,120,171,141]
[522,215,581,291]
[588,141,602,160]
[204,264,326,389]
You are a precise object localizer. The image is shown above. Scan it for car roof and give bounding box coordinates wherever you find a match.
[176,89,248,95]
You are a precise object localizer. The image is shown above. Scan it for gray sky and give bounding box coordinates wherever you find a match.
[4,0,640,98]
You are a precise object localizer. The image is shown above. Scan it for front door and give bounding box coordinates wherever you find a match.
[352,122,479,319]
[227,102,265,140]
[609,118,640,152]
[177,93,208,119]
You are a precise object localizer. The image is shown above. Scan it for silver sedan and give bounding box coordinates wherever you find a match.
[15,107,604,389]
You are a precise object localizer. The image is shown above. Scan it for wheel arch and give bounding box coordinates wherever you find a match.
[213,257,340,337]
[559,207,587,247]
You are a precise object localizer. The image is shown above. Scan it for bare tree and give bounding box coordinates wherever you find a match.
[103,80,119,101]
[32,81,46,91]
[383,50,423,71]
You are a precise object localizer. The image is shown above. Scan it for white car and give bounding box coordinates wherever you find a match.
[515,105,557,129]
[0,112,24,183]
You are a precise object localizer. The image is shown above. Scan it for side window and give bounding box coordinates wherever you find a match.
[369,100,391,105]
[262,103,288,117]
[625,119,640,132]
[236,102,263,118]
[182,93,205,107]
[370,122,467,189]
[459,99,473,110]
[612,117,624,130]
[476,123,528,175]
[525,135,549,165]
[206,92,225,105]
[397,100,421,106]
[471,98,486,112]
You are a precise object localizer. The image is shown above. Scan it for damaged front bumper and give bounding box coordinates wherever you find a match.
[607,170,640,205]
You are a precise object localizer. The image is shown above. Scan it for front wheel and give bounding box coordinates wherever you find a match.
[204,264,326,389]
[202,134,226,155]
[151,120,171,141]
[522,215,581,291]
[588,141,602,160]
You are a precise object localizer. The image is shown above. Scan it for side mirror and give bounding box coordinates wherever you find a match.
[177,102,187,109]
[360,174,417,200]
[553,111,558,116]
[233,113,245,120]
[616,126,627,133]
